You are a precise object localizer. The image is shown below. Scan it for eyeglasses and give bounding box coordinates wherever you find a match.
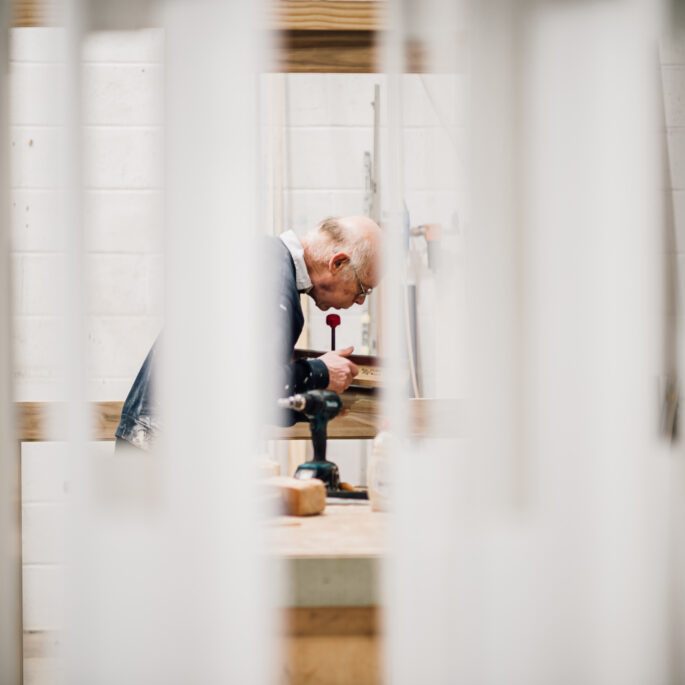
[351,264,373,298]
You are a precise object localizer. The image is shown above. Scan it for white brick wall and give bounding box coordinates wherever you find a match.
[10,28,164,403]
[11,28,164,640]
[21,440,66,634]
[21,441,115,633]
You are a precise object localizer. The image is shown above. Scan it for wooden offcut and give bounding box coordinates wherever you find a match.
[268,476,327,516]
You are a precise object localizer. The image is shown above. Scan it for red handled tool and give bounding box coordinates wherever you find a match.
[325,314,340,350]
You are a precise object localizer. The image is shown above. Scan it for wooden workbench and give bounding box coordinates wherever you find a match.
[271,501,387,685]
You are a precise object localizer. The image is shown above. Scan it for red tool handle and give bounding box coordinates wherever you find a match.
[325,314,341,350]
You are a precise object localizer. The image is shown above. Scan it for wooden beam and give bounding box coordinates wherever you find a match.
[15,396,465,443]
[270,29,455,74]
[283,606,379,635]
[270,1,384,31]
[16,401,123,442]
[11,0,55,27]
[273,29,378,73]
[15,396,379,443]
[281,605,382,685]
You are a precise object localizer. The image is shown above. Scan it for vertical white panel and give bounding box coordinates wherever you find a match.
[519,3,668,681]
[64,1,271,684]
[160,1,270,681]
[0,2,22,683]
[385,0,670,683]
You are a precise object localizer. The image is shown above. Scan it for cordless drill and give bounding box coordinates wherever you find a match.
[278,390,342,489]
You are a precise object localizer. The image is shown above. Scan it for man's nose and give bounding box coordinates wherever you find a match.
[355,294,366,305]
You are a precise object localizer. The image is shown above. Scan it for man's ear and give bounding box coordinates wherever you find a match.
[329,252,349,273]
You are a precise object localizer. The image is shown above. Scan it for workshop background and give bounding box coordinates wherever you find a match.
[10,23,466,670]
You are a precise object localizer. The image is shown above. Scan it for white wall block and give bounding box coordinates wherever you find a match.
[285,75,328,126]
[287,127,373,189]
[287,74,385,127]
[403,126,464,191]
[84,127,163,188]
[10,27,64,63]
[84,189,163,253]
[21,442,67,503]
[402,74,458,128]
[22,565,64,631]
[88,377,137,401]
[14,379,64,403]
[82,29,164,63]
[11,190,62,252]
[86,254,158,316]
[22,504,65,564]
[12,253,65,315]
[13,316,63,377]
[327,75,386,127]
[83,64,163,126]
[87,315,160,379]
[10,127,61,188]
[9,63,63,126]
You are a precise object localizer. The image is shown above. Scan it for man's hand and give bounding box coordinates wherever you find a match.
[319,346,359,393]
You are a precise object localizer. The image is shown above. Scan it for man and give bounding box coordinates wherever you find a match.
[115,215,382,450]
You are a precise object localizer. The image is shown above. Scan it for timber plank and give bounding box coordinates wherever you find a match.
[16,401,123,442]
[15,397,464,442]
[270,1,384,31]
[284,606,379,636]
[275,30,377,73]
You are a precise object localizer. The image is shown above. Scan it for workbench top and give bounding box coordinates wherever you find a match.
[269,501,388,558]
[268,502,388,607]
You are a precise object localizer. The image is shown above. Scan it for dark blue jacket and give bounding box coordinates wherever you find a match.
[116,236,329,449]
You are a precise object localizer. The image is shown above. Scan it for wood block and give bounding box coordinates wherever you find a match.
[268,476,326,516]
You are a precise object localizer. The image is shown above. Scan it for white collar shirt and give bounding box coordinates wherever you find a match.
[279,230,313,293]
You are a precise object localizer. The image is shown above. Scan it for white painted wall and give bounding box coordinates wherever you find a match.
[11,27,164,404]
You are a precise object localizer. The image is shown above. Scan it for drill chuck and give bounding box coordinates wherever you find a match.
[277,390,342,419]
[277,394,308,412]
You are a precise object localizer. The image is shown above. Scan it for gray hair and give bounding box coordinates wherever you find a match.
[307,217,373,275]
